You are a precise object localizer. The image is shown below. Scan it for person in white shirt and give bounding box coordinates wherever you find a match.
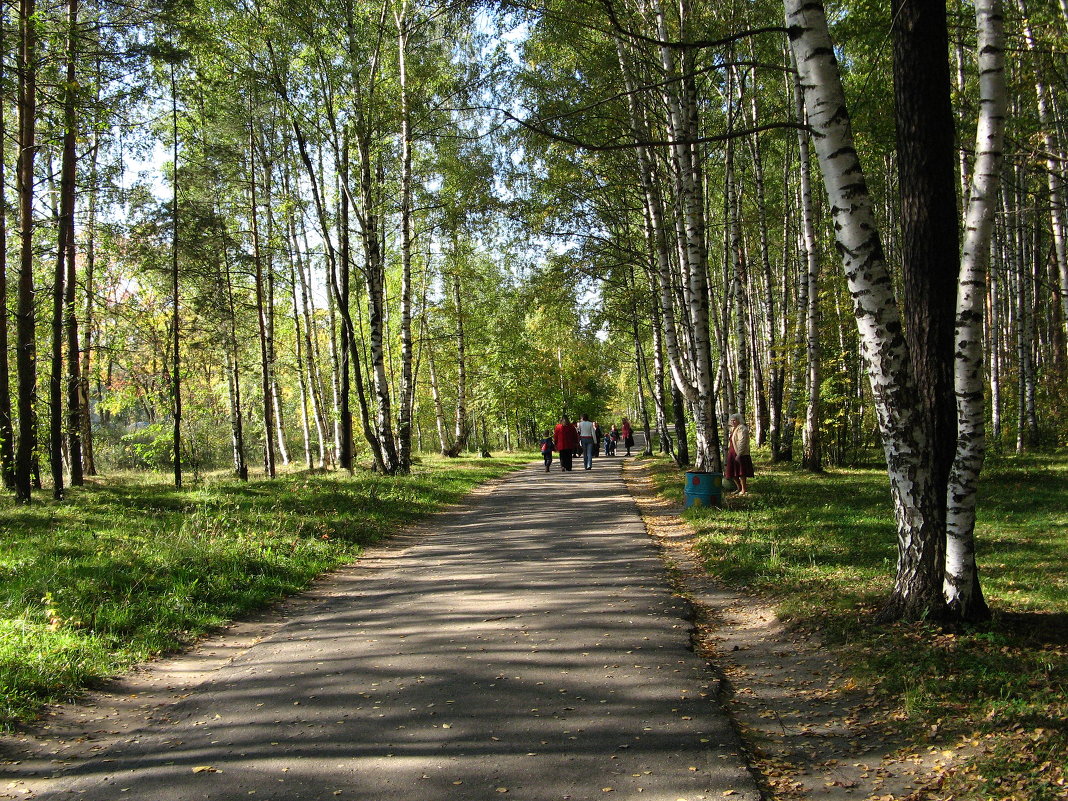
[577,414,597,470]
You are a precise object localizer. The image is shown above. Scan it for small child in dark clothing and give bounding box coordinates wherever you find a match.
[539,431,554,472]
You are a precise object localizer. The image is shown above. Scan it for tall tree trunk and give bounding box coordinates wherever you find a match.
[1017,0,1068,357]
[631,301,653,456]
[326,253,342,463]
[447,265,470,456]
[298,243,328,468]
[223,246,247,481]
[79,80,100,477]
[945,0,1005,621]
[786,0,947,621]
[725,64,748,426]
[249,118,275,478]
[355,132,398,472]
[793,67,822,472]
[655,2,721,471]
[61,0,82,490]
[262,150,288,468]
[892,0,961,556]
[646,280,674,460]
[335,137,354,471]
[0,14,15,490]
[988,241,1003,445]
[50,0,78,498]
[781,184,806,463]
[615,26,717,470]
[170,62,182,490]
[14,0,37,501]
[748,89,779,450]
[395,2,415,474]
[289,252,312,470]
[671,385,689,466]
[427,343,452,455]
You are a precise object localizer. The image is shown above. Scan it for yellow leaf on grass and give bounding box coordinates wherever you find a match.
[192,766,220,774]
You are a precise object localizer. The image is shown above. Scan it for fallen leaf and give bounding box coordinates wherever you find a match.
[192,766,220,774]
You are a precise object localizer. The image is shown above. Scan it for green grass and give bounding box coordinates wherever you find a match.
[0,455,531,727]
[647,452,1067,800]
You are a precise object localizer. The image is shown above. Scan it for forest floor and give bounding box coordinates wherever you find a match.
[1,457,761,801]
[2,453,1063,801]
[624,456,1067,801]
[624,460,954,800]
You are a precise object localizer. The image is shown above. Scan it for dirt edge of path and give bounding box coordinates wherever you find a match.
[0,472,515,799]
[623,459,974,801]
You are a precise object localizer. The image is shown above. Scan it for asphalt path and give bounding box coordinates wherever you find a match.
[28,452,760,801]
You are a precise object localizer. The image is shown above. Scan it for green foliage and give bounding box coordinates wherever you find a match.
[0,457,528,726]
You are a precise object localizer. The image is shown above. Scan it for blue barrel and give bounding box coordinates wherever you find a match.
[684,471,723,508]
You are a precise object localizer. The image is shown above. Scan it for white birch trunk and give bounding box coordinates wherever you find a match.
[289,258,313,469]
[988,246,1002,442]
[427,344,451,456]
[395,1,414,472]
[450,267,469,456]
[786,0,941,618]
[944,0,1006,618]
[656,1,719,471]
[614,35,699,453]
[793,66,822,471]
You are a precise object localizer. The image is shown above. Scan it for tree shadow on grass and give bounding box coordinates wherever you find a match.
[993,610,1068,646]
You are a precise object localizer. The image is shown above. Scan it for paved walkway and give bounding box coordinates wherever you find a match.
[22,454,760,801]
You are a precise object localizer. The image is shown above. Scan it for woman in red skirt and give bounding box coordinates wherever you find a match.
[725,413,755,495]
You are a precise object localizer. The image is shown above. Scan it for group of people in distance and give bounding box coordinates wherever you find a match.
[539,415,633,472]
[537,411,756,495]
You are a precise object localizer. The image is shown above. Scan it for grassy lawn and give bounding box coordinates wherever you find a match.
[0,455,531,728]
[647,452,1067,801]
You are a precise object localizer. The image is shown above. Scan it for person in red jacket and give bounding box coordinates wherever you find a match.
[554,415,579,471]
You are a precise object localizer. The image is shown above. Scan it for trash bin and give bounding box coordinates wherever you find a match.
[684,471,722,508]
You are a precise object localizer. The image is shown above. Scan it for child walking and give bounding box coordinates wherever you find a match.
[539,430,555,472]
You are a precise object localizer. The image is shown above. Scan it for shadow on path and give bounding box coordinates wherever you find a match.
[5,458,760,801]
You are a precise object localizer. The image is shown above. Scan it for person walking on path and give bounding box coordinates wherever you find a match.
[577,414,597,470]
[621,417,634,456]
[539,430,555,472]
[554,415,578,471]
[725,412,755,495]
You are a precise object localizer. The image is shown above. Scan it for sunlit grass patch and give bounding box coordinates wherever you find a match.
[0,455,531,728]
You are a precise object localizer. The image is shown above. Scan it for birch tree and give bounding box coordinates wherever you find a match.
[786,0,947,619]
[944,0,1007,620]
